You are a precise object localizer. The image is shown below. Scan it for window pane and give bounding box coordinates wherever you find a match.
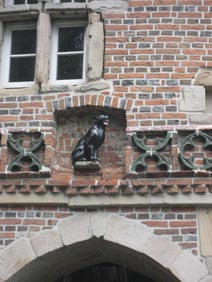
[57,54,83,80]
[28,0,38,3]
[13,0,38,4]
[11,29,36,55]
[60,0,86,2]
[58,27,84,52]
[9,57,35,82]
[13,0,25,4]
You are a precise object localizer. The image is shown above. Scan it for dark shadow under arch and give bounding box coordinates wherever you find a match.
[54,263,155,282]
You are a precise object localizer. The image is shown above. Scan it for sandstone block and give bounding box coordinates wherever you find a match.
[179,86,205,112]
[89,12,101,24]
[90,213,112,238]
[194,68,212,86]
[35,12,51,85]
[30,227,63,257]
[76,81,110,93]
[200,276,212,282]
[143,235,182,268]
[0,237,36,281]
[104,215,152,253]
[198,208,212,257]
[206,257,212,275]
[170,250,208,282]
[57,214,92,246]
[87,0,129,12]
[189,113,212,125]
[87,21,104,81]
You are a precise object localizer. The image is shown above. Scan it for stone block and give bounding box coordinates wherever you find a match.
[104,215,152,253]
[89,12,101,24]
[206,257,212,274]
[179,86,205,112]
[0,20,3,45]
[0,237,36,281]
[35,12,51,85]
[143,235,182,268]
[87,0,129,12]
[74,161,101,170]
[90,213,112,238]
[75,81,110,93]
[200,276,212,282]
[198,208,212,256]
[87,21,104,81]
[57,214,92,246]
[189,113,212,125]
[194,68,212,86]
[170,250,208,282]
[30,227,63,257]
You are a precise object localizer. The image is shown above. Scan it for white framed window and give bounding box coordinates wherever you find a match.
[4,0,38,7]
[50,21,87,85]
[53,0,87,3]
[1,23,36,88]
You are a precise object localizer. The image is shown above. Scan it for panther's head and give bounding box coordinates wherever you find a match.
[93,115,109,126]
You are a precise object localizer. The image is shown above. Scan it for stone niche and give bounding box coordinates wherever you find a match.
[55,106,128,180]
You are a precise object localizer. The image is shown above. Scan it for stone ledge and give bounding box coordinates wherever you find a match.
[74,161,101,170]
[44,2,87,18]
[127,125,212,133]
[0,182,212,206]
[126,170,212,179]
[87,0,129,12]
[0,3,41,21]
[0,170,51,179]
[0,179,211,195]
[1,167,211,181]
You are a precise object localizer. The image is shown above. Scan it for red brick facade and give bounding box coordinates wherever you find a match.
[0,205,198,255]
[0,0,212,281]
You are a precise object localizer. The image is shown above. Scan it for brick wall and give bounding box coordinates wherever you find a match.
[0,1,210,129]
[103,0,212,127]
[0,0,211,267]
[0,205,198,255]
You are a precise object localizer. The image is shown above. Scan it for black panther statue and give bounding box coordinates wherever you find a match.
[72,114,109,164]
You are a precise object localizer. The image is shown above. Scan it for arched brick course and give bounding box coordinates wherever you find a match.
[51,94,133,112]
[0,214,209,282]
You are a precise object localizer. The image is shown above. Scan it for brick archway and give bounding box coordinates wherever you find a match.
[0,214,209,282]
[51,94,133,112]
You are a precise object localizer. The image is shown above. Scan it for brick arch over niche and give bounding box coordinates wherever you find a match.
[0,214,209,282]
[54,104,128,179]
[51,94,134,113]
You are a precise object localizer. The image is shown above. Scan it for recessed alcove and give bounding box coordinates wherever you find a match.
[55,106,128,179]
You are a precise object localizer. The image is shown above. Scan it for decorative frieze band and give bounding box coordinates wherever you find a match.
[130,129,212,174]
